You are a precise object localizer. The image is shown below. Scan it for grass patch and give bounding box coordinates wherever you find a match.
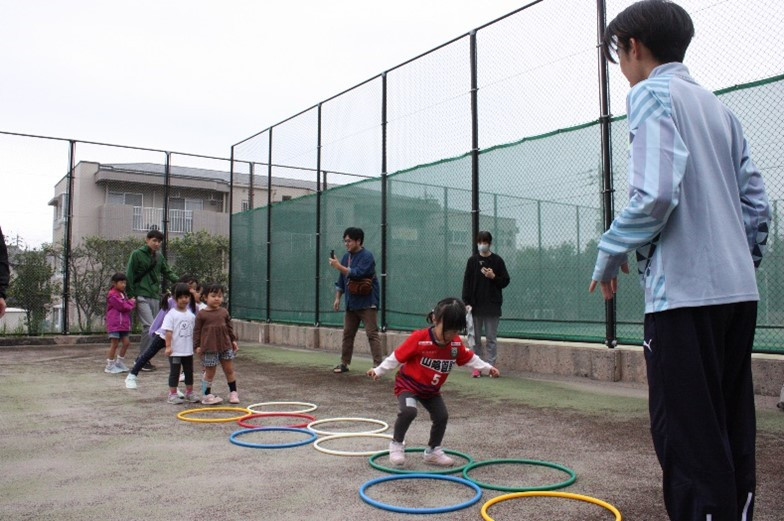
[241,344,649,416]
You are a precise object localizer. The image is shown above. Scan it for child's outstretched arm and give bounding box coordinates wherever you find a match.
[464,354,500,378]
[367,352,401,380]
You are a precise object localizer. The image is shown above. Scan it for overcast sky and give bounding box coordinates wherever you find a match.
[1,0,527,155]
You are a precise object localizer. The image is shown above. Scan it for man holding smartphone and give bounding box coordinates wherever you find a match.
[328,227,384,373]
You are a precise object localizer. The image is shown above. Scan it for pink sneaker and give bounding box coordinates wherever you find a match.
[201,394,223,405]
[229,391,240,404]
[389,441,405,466]
[423,446,455,467]
[472,369,481,378]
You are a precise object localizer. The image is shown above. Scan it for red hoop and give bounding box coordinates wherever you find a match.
[236,412,316,429]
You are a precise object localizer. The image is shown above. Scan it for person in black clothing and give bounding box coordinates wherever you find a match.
[0,227,8,318]
[461,231,510,376]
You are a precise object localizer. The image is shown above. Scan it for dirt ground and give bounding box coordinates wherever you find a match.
[0,342,782,521]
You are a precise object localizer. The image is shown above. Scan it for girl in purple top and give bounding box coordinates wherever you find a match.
[104,273,136,374]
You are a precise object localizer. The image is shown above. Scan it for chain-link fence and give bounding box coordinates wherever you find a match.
[1,132,234,335]
[230,0,784,353]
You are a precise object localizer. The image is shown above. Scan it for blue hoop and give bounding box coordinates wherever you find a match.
[229,427,317,449]
[359,473,482,514]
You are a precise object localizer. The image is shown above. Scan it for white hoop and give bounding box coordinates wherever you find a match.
[246,401,318,414]
[313,432,394,457]
[306,417,389,436]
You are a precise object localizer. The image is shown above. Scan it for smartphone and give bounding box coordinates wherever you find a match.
[330,249,336,259]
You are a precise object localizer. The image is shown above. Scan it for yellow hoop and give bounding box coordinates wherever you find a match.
[176,407,252,423]
[481,491,622,521]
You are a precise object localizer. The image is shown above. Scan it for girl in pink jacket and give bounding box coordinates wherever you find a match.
[105,273,136,374]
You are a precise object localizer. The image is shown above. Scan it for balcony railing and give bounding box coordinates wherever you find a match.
[132,207,192,234]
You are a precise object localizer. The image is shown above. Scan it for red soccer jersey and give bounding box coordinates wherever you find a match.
[392,328,475,398]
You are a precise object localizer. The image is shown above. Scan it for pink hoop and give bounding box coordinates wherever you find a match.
[237,412,317,429]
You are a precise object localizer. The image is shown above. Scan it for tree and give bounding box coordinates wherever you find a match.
[168,230,229,288]
[8,245,59,335]
[68,236,140,332]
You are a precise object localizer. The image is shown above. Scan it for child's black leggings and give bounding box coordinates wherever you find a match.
[393,392,448,448]
[168,355,194,388]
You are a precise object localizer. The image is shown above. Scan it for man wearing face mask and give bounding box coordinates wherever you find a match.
[461,231,510,377]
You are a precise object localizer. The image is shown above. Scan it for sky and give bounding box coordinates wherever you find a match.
[1,0,527,155]
[1,0,782,247]
[0,0,530,245]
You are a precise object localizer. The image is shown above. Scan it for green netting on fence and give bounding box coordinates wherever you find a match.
[230,74,784,352]
[386,155,473,330]
[230,206,267,321]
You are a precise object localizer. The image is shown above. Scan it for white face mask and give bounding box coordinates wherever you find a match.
[477,243,490,253]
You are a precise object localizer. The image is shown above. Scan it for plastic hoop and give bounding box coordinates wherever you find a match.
[176,407,252,423]
[481,491,622,521]
[462,458,577,491]
[229,427,317,449]
[369,447,474,475]
[360,473,482,514]
[306,417,389,436]
[313,433,393,457]
[236,412,316,429]
[246,401,318,414]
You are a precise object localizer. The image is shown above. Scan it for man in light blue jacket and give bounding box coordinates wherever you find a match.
[590,2,770,520]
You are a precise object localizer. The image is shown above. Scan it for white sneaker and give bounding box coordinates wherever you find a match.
[201,394,223,405]
[125,374,138,389]
[167,394,184,404]
[389,441,405,466]
[423,446,455,467]
[105,361,123,374]
[179,372,185,382]
[229,391,240,404]
[176,389,185,399]
[114,359,129,372]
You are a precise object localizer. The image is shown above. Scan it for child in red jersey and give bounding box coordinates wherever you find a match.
[368,297,499,466]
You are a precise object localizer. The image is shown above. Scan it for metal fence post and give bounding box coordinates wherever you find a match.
[266,129,273,322]
[381,71,388,331]
[596,0,617,347]
[162,152,171,261]
[62,139,76,334]
[228,146,235,316]
[315,103,322,327]
[248,162,255,210]
[470,30,480,254]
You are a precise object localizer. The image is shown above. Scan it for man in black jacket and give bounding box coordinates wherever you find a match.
[462,231,510,376]
[0,227,8,318]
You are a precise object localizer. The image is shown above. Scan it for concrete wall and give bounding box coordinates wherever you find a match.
[231,319,784,396]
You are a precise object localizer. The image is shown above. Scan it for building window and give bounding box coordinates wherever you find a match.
[108,192,143,207]
[169,197,203,211]
[282,195,292,201]
[54,193,68,224]
[241,200,250,211]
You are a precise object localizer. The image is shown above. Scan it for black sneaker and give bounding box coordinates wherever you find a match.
[141,361,156,372]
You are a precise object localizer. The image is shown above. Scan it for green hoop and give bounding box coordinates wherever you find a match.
[369,447,474,475]
[462,458,577,492]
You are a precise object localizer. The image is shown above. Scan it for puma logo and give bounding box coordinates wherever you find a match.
[643,339,653,353]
